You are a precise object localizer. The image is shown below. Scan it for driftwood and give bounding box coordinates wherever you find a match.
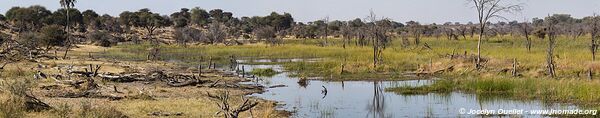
[406,65,455,76]
[149,111,183,116]
[67,64,102,77]
[269,84,287,88]
[99,71,211,87]
[167,79,209,87]
[24,94,52,112]
[51,77,85,88]
[207,91,259,118]
[99,73,147,82]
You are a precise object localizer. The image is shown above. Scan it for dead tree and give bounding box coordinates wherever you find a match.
[546,18,558,78]
[207,91,258,118]
[587,15,600,61]
[470,0,522,69]
[366,11,390,68]
[322,16,330,46]
[517,22,533,51]
[512,58,518,76]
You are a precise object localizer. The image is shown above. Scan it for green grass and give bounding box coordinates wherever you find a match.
[250,68,279,77]
[94,35,600,109]
[386,79,454,94]
[387,75,600,107]
[101,35,599,80]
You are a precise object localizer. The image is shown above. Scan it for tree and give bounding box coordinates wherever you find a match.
[59,0,77,59]
[209,9,224,22]
[173,27,203,46]
[317,16,330,46]
[545,15,559,78]
[39,25,67,50]
[254,26,278,46]
[584,15,600,61]
[405,21,422,45]
[97,14,122,33]
[0,14,5,21]
[366,11,391,68]
[469,0,522,69]
[205,22,227,44]
[132,8,172,44]
[5,6,52,32]
[87,31,116,47]
[171,8,191,28]
[266,12,294,31]
[190,7,210,26]
[517,21,533,51]
[82,10,99,30]
[49,8,83,28]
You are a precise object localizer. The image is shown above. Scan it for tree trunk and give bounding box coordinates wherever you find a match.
[547,31,556,78]
[476,30,483,69]
[63,7,71,59]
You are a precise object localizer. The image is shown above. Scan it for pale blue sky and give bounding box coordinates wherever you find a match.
[1,0,599,24]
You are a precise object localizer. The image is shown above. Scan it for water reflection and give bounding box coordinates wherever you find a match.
[366,81,388,118]
[237,63,578,118]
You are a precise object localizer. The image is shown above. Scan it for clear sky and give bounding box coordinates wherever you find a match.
[1,0,599,24]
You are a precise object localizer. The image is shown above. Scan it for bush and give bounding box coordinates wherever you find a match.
[18,32,41,49]
[173,27,203,46]
[87,31,116,47]
[52,103,72,118]
[39,25,67,47]
[0,79,33,118]
[78,101,128,118]
[0,96,26,118]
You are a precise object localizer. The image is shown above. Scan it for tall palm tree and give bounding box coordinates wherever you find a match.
[60,0,76,59]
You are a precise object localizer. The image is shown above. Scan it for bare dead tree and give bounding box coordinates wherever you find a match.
[469,0,522,69]
[206,91,258,118]
[458,26,468,40]
[365,11,390,68]
[322,16,330,46]
[587,14,600,61]
[546,17,558,78]
[517,21,533,51]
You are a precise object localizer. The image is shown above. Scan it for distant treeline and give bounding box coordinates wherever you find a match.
[0,5,598,47]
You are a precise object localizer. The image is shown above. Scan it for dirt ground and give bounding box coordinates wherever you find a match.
[0,45,289,118]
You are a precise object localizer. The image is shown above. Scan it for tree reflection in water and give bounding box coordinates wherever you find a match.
[367,81,389,118]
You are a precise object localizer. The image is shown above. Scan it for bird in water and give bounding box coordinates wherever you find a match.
[321,85,328,99]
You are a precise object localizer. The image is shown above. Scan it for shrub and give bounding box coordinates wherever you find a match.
[87,31,116,47]
[52,103,72,118]
[78,102,128,118]
[0,79,33,118]
[0,96,26,118]
[39,25,67,47]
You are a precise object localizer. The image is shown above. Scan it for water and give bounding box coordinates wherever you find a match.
[238,64,579,118]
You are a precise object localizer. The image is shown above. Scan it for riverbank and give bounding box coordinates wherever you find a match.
[0,45,289,117]
[386,74,600,111]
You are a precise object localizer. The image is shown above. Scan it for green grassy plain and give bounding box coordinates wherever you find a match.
[101,35,600,110]
[104,35,599,80]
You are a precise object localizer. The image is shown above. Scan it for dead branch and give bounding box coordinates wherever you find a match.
[207,91,258,118]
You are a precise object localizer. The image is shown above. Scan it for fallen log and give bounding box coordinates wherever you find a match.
[167,79,209,87]
[51,77,85,88]
[405,65,455,76]
[99,73,147,82]
[24,94,51,112]
[269,84,287,88]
